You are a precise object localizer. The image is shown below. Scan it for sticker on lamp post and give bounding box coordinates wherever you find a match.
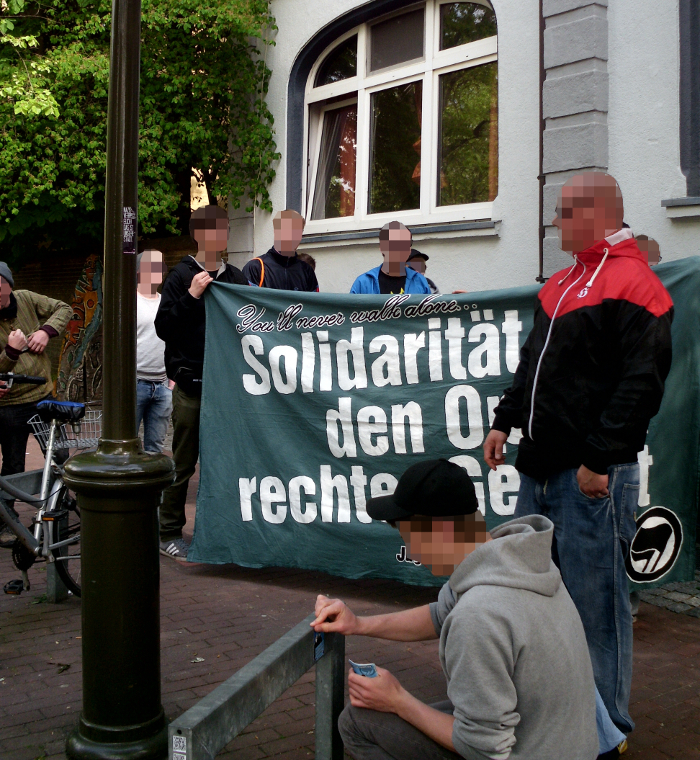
[123,206,136,254]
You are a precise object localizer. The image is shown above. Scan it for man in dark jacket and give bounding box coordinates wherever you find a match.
[242,209,319,291]
[154,205,248,559]
[484,173,673,746]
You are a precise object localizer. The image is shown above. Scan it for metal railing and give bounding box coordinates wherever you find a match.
[168,614,345,760]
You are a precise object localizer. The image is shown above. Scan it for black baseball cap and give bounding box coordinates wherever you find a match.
[407,249,429,262]
[366,459,478,521]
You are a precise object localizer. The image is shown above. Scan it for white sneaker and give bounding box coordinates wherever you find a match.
[160,538,190,559]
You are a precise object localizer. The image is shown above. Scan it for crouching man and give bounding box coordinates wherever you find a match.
[311,459,599,760]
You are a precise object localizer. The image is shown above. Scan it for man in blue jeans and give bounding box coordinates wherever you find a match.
[484,173,673,757]
[136,249,172,453]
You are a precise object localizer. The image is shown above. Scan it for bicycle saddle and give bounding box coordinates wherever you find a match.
[37,400,86,424]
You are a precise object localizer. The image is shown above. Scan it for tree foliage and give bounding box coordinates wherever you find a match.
[0,0,279,268]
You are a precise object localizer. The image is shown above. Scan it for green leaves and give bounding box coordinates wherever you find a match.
[0,0,279,267]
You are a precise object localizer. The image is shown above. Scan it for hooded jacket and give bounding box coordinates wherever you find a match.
[429,515,598,760]
[155,256,247,395]
[241,247,319,292]
[349,265,431,295]
[0,290,71,405]
[492,230,673,479]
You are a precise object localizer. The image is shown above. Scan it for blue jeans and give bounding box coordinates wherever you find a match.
[515,464,639,735]
[136,380,172,453]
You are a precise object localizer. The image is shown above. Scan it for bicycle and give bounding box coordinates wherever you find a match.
[0,372,101,598]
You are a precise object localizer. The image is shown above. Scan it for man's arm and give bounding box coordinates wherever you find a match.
[582,304,673,474]
[241,259,262,287]
[154,269,203,344]
[311,595,437,641]
[395,692,457,751]
[347,667,457,751]
[30,292,72,336]
[490,302,538,437]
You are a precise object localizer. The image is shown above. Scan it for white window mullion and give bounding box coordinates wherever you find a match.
[355,24,370,221]
[355,90,371,222]
[420,0,435,215]
[425,0,435,61]
[420,74,434,216]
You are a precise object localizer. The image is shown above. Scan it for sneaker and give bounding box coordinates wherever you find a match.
[160,538,190,560]
[598,739,628,759]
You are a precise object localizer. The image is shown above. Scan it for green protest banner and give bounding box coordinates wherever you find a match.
[190,257,700,588]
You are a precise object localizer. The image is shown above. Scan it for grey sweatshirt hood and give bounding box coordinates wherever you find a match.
[448,514,561,600]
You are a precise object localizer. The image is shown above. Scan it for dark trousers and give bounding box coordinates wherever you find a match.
[0,399,45,476]
[339,701,463,760]
[0,398,48,511]
[159,384,200,541]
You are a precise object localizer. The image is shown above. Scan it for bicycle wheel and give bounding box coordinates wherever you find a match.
[53,490,81,597]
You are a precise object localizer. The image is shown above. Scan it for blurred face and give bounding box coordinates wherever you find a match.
[407,258,426,275]
[552,174,624,255]
[138,251,165,294]
[193,219,229,254]
[0,276,11,309]
[380,227,412,274]
[274,215,305,255]
[637,238,661,266]
[397,515,491,576]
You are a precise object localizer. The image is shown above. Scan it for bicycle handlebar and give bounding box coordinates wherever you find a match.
[0,373,47,385]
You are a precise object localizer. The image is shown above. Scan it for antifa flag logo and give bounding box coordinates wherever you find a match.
[626,507,683,583]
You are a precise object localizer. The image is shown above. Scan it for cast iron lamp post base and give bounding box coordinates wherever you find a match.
[64,440,174,760]
[66,712,167,760]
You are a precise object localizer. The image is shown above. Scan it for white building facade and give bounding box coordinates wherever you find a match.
[228,0,700,294]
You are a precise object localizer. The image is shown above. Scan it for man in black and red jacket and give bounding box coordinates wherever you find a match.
[484,173,673,755]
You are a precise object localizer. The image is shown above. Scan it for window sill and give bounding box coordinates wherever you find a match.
[661,197,700,219]
[298,220,499,250]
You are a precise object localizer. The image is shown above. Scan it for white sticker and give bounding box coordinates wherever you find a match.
[173,753,186,760]
[173,736,187,751]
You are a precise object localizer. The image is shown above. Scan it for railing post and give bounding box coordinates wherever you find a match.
[314,632,345,760]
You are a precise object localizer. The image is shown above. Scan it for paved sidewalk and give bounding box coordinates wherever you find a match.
[1,440,699,759]
[639,573,700,616]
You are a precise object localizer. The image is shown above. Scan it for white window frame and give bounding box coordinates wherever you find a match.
[302,0,497,234]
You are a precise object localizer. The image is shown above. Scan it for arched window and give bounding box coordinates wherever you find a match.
[302,1,497,232]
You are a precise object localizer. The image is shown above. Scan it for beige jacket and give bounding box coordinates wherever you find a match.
[0,290,71,405]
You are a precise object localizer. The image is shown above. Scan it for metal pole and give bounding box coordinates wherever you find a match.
[314,632,345,760]
[64,0,174,757]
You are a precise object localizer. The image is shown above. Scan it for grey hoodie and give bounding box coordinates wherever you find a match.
[429,515,598,760]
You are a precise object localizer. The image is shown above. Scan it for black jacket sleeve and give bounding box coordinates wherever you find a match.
[582,304,673,474]
[241,259,263,287]
[492,303,539,435]
[154,268,204,345]
[308,268,320,293]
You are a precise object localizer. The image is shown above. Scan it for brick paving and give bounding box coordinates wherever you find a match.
[1,438,699,759]
[639,573,700,617]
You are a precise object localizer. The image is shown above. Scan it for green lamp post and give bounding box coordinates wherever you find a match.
[63,0,175,757]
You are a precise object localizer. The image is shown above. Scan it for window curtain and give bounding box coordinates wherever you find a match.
[312,106,357,219]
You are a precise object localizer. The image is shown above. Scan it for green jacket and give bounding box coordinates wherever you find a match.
[0,289,71,405]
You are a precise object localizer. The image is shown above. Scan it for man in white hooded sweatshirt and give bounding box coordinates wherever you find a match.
[311,459,601,760]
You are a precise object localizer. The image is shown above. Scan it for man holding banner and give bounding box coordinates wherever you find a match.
[485,173,674,743]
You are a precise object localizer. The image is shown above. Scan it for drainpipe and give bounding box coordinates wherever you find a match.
[537,0,546,283]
